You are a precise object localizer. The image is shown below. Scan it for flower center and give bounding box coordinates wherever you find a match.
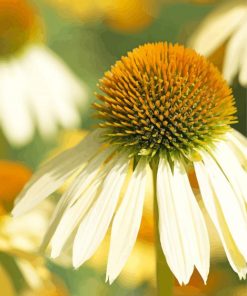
[94,42,236,158]
[0,0,42,57]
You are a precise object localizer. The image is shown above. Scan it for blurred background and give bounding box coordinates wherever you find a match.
[0,0,246,295]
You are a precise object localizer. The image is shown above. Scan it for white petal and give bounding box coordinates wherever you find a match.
[201,150,247,261]
[50,178,101,258]
[24,45,86,106]
[211,142,247,203]
[157,158,192,284]
[27,96,58,139]
[239,24,247,86]
[72,153,130,268]
[188,1,247,56]
[157,158,209,284]
[223,19,247,84]
[194,161,247,278]
[49,95,81,129]
[48,148,115,256]
[230,129,247,146]
[227,130,247,166]
[12,129,103,217]
[106,158,148,284]
[19,49,60,138]
[17,45,87,139]
[0,62,34,146]
[24,45,86,129]
[179,165,210,283]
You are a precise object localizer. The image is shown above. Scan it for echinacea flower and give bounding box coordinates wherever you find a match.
[0,0,87,147]
[13,42,247,287]
[188,0,247,87]
[0,160,68,296]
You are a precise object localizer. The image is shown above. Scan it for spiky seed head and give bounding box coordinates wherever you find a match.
[94,42,236,158]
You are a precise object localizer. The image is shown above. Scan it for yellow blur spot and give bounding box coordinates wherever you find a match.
[0,160,32,213]
[0,0,43,57]
[101,0,157,33]
[47,0,158,33]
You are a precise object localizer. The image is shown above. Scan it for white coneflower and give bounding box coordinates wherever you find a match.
[12,42,247,293]
[188,0,247,87]
[0,0,87,147]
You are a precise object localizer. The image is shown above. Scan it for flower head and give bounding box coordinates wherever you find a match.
[94,42,236,158]
[13,42,247,286]
[0,0,87,147]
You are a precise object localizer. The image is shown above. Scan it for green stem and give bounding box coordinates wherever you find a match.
[153,163,174,296]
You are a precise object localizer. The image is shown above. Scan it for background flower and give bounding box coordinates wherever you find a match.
[188,0,247,87]
[0,160,68,296]
[0,0,87,147]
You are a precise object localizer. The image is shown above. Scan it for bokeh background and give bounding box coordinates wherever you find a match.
[0,0,246,295]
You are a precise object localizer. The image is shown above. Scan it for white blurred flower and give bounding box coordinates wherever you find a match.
[0,0,87,147]
[0,200,52,253]
[0,200,68,296]
[188,0,247,87]
[0,45,87,146]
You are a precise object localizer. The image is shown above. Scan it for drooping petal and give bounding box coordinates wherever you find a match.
[178,164,210,283]
[49,94,81,130]
[211,141,247,203]
[24,45,85,105]
[188,0,247,56]
[41,147,114,251]
[22,46,86,131]
[0,62,34,146]
[194,160,247,278]
[12,129,103,217]
[227,130,247,166]
[157,158,209,284]
[72,153,130,268]
[20,48,60,138]
[231,129,247,146]
[106,158,148,284]
[223,20,247,84]
[239,26,247,87]
[157,158,192,284]
[50,178,101,258]
[200,150,247,262]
